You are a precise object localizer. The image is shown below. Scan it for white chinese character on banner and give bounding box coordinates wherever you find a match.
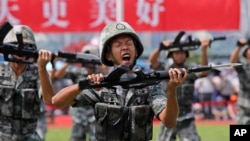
[0,0,20,24]
[90,0,116,27]
[42,0,69,28]
[137,0,165,27]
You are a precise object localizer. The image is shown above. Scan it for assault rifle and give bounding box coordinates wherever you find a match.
[78,63,242,89]
[0,21,101,68]
[159,31,237,51]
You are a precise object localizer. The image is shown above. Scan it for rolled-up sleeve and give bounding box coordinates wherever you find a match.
[148,84,167,118]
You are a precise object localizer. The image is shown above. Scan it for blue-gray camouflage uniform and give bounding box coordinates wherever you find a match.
[36,102,47,141]
[67,67,96,141]
[0,62,42,141]
[69,107,96,141]
[234,63,250,124]
[157,64,201,141]
[72,69,167,141]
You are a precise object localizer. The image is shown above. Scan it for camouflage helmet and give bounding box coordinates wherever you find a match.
[82,45,99,57]
[99,21,144,66]
[82,36,100,57]
[3,25,37,50]
[166,49,189,58]
[166,31,190,58]
[81,37,100,68]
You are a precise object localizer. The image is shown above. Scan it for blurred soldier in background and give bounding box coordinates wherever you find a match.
[48,36,107,141]
[230,38,250,124]
[45,60,73,124]
[68,37,105,141]
[0,24,54,141]
[36,101,47,141]
[149,31,210,141]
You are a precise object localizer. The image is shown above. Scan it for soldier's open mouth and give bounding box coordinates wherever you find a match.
[122,54,130,61]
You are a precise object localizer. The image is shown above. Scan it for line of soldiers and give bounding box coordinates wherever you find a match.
[0,21,249,141]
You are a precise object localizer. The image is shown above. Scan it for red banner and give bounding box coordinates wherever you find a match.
[0,0,240,32]
[125,0,240,31]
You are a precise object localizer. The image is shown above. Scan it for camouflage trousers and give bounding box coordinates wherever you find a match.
[36,112,47,141]
[0,131,41,141]
[157,118,200,141]
[236,105,250,124]
[70,121,96,141]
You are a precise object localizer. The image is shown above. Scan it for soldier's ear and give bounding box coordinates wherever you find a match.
[105,52,112,61]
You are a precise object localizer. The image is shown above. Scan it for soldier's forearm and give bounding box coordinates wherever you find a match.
[159,89,178,128]
[39,68,54,104]
[52,84,80,108]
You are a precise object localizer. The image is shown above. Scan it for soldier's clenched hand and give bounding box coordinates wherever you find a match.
[87,73,104,91]
[167,68,188,89]
[37,49,53,68]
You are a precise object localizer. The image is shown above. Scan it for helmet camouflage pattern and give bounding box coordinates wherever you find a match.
[81,36,101,68]
[82,45,99,57]
[99,21,144,66]
[3,25,37,50]
[82,36,100,57]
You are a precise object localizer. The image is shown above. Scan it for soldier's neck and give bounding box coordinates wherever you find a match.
[11,63,26,77]
[173,63,185,68]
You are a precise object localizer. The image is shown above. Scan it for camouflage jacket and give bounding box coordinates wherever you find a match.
[234,63,250,107]
[67,66,95,125]
[0,62,41,135]
[73,79,167,141]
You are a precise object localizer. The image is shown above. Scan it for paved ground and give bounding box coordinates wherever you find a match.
[48,115,235,128]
